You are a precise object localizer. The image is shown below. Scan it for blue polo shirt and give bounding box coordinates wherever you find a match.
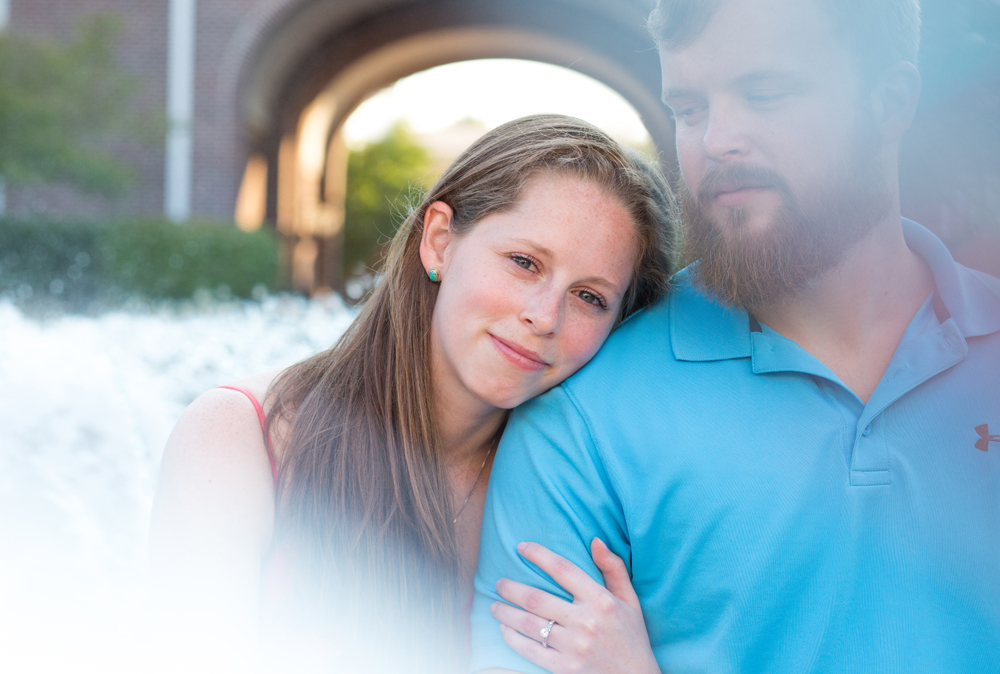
[471,220,1000,674]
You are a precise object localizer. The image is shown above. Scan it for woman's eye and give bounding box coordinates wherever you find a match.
[510,255,536,271]
[577,290,607,310]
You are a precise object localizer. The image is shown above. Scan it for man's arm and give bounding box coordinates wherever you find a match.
[470,385,629,674]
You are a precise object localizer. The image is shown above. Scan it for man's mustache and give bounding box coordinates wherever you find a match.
[693,164,793,206]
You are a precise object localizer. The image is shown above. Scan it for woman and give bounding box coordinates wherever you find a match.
[150,114,680,672]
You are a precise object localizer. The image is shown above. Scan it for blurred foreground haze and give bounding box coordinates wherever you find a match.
[0,293,356,671]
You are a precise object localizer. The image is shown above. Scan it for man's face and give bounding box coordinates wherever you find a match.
[660,0,892,310]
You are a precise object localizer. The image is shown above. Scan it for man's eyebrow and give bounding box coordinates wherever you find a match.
[661,87,699,105]
[731,69,809,88]
[662,70,810,104]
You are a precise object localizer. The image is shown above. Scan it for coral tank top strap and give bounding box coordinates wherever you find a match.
[217,385,278,486]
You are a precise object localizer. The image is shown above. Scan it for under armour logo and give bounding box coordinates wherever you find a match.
[975,425,1000,452]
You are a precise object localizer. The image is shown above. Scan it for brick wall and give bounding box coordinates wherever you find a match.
[191,0,261,220]
[8,0,170,220]
[6,0,261,222]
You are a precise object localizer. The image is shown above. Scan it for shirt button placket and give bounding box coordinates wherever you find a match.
[851,415,891,486]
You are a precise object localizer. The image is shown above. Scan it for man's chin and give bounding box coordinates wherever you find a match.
[687,196,890,311]
[708,205,781,240]
[684,198,814,311]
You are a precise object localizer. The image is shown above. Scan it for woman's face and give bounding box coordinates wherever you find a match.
[423,172,638,411]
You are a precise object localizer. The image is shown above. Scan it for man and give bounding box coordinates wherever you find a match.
[470,0,1000,672]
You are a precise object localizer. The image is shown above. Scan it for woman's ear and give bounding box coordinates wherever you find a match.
[871,61,922,145]
[419,201,454,276]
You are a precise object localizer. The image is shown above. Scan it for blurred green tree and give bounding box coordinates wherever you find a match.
[344,122,433,277]
[0,13,153,197]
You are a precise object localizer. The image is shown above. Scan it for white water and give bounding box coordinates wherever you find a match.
[0,294,356,672]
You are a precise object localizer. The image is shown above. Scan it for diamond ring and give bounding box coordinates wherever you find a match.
[540,619,556,648]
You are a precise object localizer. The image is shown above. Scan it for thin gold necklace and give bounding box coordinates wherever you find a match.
[453,444,494,524]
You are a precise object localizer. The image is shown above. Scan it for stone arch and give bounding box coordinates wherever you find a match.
[234,0,672,292]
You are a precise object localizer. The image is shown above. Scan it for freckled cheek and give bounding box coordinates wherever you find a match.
[451,264,524,328]
[556,317,613,373]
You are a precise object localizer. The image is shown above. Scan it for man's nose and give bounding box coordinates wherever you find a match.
[703,101,752,162]
[520,287,562,335]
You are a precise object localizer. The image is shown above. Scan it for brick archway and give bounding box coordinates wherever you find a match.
[234,0,670,292]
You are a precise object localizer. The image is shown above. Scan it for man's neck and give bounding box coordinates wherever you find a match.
[753,212,935,404]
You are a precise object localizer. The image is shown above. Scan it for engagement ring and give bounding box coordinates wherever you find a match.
[540,619,555,648]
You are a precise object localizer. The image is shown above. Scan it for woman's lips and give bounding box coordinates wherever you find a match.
[489,334,548,372]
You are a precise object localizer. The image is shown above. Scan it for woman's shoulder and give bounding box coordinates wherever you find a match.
[169,369,283,474]
[180,368,277,440]
[216,369,282,409]
[149,371,287,612]
[152,371,284,546]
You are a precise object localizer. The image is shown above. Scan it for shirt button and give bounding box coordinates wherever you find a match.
[862,423,873,437]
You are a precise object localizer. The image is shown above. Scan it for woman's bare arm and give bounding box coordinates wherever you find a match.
[148,383,277,632]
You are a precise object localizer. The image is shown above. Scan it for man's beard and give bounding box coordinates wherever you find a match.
[682,130,892,312]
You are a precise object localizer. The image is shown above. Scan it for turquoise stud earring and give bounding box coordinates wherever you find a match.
[428,268,441,283]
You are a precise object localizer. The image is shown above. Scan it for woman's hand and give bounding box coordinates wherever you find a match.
[490,538,660,674]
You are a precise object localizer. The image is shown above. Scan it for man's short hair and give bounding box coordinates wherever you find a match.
[648,0,922,75]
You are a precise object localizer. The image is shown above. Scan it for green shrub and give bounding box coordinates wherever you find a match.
[0,219,104,305]
[345,122,432,276]
[0,218,279,309]
[102,219,278,299]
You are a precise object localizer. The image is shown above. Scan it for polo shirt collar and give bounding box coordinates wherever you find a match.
[901,218,1000,339]
[669,268,752,362]
[669,218,1000,364]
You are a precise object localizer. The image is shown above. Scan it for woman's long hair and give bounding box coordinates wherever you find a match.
[264,114,681,663]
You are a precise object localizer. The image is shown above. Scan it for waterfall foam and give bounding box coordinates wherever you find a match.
[0,294,356,672]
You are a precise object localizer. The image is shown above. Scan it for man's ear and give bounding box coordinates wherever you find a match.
[871,61,922,144]
[419,201,454,276]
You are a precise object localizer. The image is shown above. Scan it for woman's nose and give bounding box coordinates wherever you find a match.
[520,287,562,335]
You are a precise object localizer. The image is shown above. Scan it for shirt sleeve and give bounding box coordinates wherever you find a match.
[469,384,630,674]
